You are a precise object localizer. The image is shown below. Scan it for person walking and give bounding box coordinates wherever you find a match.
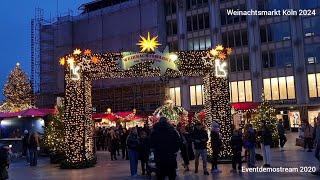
[210,121,222,173]
[304,122,314,152]
[28,132,40,166]
[193,122,209,175]
[22,130,30,165]
[138,130,150,175]
[244,124,256,168]
[178,125,190,172]
[230,129,243,174]
[150,117,180,180]
[0,144,10,180]
[127,127,140,177]
[261,123,272,167]
[277,120,287,151]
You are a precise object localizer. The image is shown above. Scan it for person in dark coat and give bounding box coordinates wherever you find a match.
[28,132,40,166]
[261,123,272,167]
[138,130,150,175]
[277,120,286,151]
[0,144,10,180]
[22,130,30,165]
[120,129,129,159]
[230,129,243,174]
[210,121,222,173]
[150,117,180,180]
[244,124,256,168]
[127,127,140,177]
[109,129,118,161]
[178,125,190,172]
[192,122,209,175]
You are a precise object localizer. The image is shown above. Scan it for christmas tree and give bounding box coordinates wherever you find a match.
[251,94,278,143]
[0,63,32,112]
[43,105,65,163]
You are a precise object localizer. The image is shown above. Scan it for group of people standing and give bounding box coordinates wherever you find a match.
[22,130,41,166]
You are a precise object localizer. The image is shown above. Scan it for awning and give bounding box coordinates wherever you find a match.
[231,102,259,111]
[92,113,118,121]
[0,108,55,119]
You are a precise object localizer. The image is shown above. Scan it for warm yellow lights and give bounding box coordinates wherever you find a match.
[59,57,66,66]
[137,32,161,52]
[73,48,82,55]
[91,56,99,64]
[67,57,75,65]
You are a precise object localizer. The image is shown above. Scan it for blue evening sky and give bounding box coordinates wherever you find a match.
[0,0,90,101]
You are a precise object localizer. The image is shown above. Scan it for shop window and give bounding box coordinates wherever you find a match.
[230,80,253,102]
[190,85,204,106]
[307,73,320,98]
[263,76,295,100]
[169,87,181,106]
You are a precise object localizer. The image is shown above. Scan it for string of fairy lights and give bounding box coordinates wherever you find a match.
[59,32,233,167]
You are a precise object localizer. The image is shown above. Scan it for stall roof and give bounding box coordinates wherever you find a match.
[0,108,55,119]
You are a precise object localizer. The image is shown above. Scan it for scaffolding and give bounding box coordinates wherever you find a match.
[31,8,44,97]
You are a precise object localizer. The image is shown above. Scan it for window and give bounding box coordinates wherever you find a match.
[222,29,248,47]
[187,36,211,50]
[187,13,210,32]
[300,0,320,9]
[305,44,320,64]
[262,48,293,68]
[230,80,253,102]
[169,87,181,106]
[307,73,320,98]
[260,22,291,43]
[186,0,209,10]
[190,85,204,105]
[230,54,250,72]
[165,0,177,15]
[263,76,295,100]
[220,4,246,26]
[258,0,289,11]
[168,41,178,51]
[166,20,177,36]
[303,16,320,37]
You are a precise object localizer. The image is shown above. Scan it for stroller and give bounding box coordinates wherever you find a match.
[146,149,157,178]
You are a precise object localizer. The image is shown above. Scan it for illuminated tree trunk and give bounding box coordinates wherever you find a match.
[203,70,232,158]
[63,71,95,168]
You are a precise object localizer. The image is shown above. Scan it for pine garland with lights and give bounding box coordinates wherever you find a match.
[43,106,65,163]
[153,99,188,125]
[0,63,32,112]
[251,94,279,144]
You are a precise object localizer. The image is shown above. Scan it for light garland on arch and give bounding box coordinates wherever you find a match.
[59,43,233,167]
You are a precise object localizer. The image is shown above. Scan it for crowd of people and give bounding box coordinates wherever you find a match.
[93,117,320,179]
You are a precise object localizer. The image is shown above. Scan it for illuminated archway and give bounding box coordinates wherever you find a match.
[60,33,233,168]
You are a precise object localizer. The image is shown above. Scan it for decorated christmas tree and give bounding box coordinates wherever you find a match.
[43,105,65,163]
[251,94,278,143]
[0,63,32,112]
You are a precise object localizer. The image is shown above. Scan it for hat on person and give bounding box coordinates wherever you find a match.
[24,130,29,134]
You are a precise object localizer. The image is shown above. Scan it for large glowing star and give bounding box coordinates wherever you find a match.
[67,57,80,80]
[137,32,161,52]
[215,59,227,77]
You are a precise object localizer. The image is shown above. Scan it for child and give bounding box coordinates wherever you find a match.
[230,129,243,174]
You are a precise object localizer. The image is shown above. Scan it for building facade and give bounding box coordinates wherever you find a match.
[38,0,320,128]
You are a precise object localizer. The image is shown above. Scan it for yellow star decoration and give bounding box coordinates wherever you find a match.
[137,32,161,52]
[59,57,65,66]
[73,48,82,55]
[215,45,224,51]
[84,49,92,56]
[91,56,99,64]
[67,57,75,65]
[210,49,219,56]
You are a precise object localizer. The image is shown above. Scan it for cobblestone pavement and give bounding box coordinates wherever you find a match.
[7,133,320,180]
